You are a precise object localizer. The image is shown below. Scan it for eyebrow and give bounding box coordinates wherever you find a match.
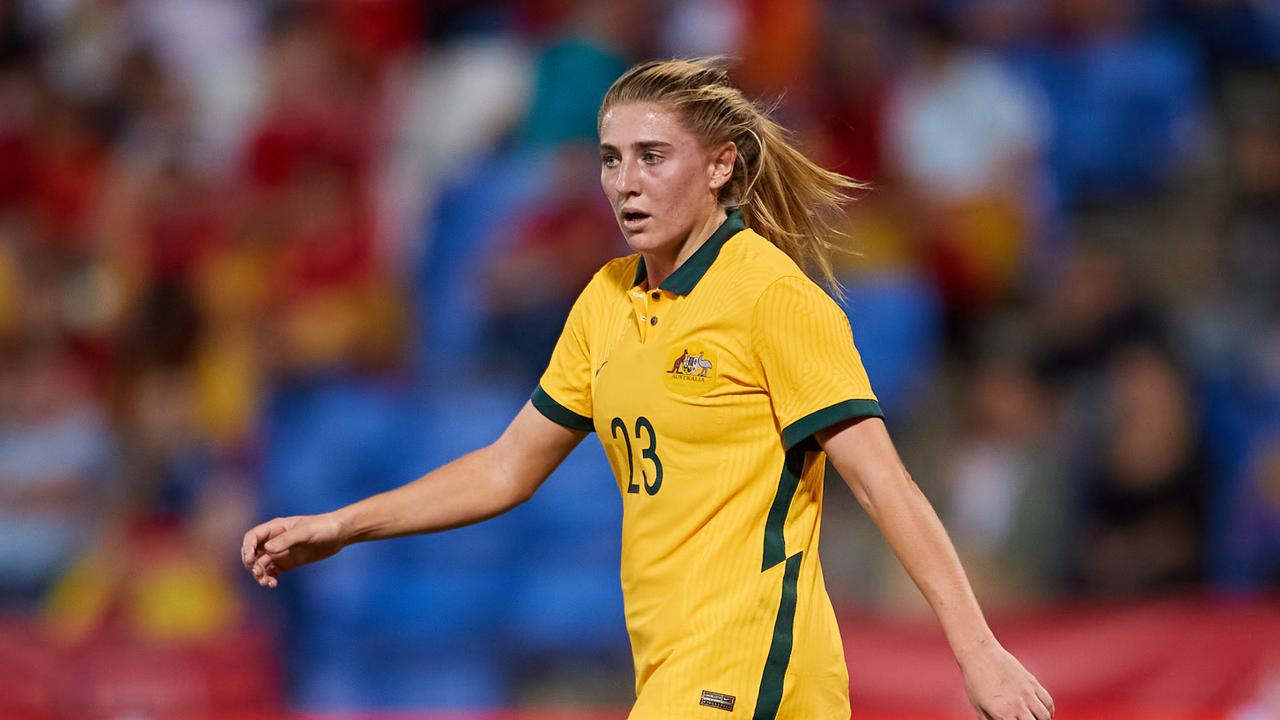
[599,141,674,153]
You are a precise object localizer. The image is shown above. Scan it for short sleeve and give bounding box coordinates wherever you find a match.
[531,278,596,433]
[751,276,882,450]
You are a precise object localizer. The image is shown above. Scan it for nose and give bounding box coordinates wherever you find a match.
[613,157,639,197]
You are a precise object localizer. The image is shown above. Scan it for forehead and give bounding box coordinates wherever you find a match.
[599,102,698,147]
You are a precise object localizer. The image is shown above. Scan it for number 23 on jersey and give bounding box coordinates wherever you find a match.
[609,416,663,496]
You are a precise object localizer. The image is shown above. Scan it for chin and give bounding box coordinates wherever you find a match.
[621,228,671,253]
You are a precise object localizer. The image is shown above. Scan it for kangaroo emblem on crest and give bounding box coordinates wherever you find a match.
[668,349,690,374]
[668,349,713,377]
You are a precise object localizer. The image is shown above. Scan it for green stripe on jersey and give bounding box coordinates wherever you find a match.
[753,551,803,720]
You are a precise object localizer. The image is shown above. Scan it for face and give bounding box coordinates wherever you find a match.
[598,102,733,254]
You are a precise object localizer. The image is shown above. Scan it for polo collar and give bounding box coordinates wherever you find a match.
[633,209,746,295]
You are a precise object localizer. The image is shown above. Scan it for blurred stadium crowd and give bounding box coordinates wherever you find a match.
[0,0,1279,714]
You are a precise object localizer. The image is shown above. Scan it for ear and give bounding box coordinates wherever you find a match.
[707,141,737,191]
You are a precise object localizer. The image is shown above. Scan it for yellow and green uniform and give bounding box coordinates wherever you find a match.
[532,210,882,719]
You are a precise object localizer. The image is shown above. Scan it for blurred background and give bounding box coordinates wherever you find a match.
[0,0,1278,718]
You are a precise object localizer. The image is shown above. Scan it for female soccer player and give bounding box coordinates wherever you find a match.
[242,58,1054,720]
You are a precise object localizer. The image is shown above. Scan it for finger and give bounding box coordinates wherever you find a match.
[263,526,307,556]
[257,559,279,586]
[259,550,295,581]
[1030,695,1051,720]
[241,528,264,568]
[251,553,269,575]
[254,553,279,579]
[263,558,279,578]
[1034,685,1054,717]
[242,520,286,567]
[243,521,279,560]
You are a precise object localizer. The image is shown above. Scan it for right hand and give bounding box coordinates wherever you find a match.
[241,513,347,588]
[960,641,1054,720]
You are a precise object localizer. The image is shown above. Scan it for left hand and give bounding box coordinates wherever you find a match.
[960,642,1054,719]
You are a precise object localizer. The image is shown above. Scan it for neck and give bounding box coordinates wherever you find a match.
[642,207,728,290]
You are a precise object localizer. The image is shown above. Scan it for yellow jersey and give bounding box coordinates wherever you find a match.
[532,210,881,719]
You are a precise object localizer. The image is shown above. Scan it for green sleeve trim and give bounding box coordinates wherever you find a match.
[531,385,594,433]
[781,398,883,451]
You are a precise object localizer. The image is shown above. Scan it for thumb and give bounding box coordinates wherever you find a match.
[264,526,308,555]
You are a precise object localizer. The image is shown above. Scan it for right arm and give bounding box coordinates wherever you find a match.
[241,401,587,587]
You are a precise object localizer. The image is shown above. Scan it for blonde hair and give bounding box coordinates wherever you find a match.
[599,57,866,295]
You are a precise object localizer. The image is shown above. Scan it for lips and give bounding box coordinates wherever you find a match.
[621,208,650,231]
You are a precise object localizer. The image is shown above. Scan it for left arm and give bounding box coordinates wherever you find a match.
[818,416,1054,720]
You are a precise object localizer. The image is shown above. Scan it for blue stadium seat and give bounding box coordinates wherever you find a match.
[1019,31,1203,204]
[262,378,410,517]
[366,649,511,709]
[837,272,942,421]
[512,438,621,566]
[509,562,629,658]
[415,148,556,383]
[292,640,510,710]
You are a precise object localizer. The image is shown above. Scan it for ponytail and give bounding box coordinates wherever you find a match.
[601,57,866,296]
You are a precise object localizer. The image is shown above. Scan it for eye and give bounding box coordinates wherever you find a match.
[601,153,619,168]
[642,151,661,164]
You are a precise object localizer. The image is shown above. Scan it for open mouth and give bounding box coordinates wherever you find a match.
[621,210,650,228]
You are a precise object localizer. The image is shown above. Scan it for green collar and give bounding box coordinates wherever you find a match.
[633,209,746,295]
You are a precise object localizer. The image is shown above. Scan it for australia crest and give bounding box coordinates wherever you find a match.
[665,345,717,395]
